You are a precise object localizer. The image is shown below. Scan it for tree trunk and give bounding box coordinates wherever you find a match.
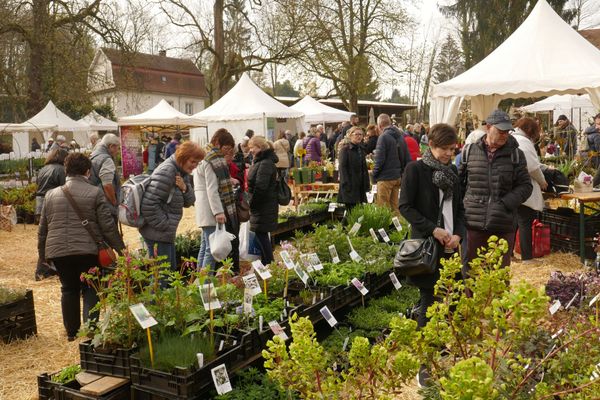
[212,0,226,102]
[27,0,49,115]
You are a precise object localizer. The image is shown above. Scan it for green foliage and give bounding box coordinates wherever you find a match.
[0,287,26,305]
[51,365,81,384]
[253,296,286,327]
[368,288,420,314]
[346,204,393,236]
[314,261,364,287]
[174,230,201,257]
[0,184,36,214]
[440,357,498,400]
[139,332,215,372]
[216,367,298,400]
[347,307,397,331]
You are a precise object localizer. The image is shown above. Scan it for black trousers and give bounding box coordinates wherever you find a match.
[226,221,240,272]
[255,231,274,265]
[516,205,538,260]
[417,287,436,328]
[52,254,99,337]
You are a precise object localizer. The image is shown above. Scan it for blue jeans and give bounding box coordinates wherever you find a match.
[145,239,177,272]
[198,226,217,270]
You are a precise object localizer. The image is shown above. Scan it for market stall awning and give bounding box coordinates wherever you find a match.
[290,95,354,124]
[118,99,206,127]
[22,101,89,131]
[79,111,118,131]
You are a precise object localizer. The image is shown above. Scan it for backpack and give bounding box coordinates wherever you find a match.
[117,175,176,227]
[542,168,570,196]
[277,172,291,206]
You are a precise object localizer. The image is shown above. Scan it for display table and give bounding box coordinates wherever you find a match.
[559,192,600,263]
[292,182,339,210]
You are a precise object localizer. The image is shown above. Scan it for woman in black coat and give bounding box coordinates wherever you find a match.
[247,136,279,265]
[337,126,370,209]
[399,123,465,386]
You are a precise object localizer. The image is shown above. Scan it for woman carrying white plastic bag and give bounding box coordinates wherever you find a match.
[238,221,262,261]
[209,224,236,261]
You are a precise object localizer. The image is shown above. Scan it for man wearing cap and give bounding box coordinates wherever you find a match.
[459,109,532,272]
[554,115,578,158]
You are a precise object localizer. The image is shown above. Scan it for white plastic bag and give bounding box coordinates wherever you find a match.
[239,222,261,261]
[209,224,236,262]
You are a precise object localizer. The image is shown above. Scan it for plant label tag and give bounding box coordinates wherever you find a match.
[551,328,564,340]
[332,362,337,371]
[320,306,338,327]
[378,228,390,243]
[218,340,224,352]
[328,202,337,212]
[242,274,262,296]
[308,253,323,271]
[269,321,289,341]
[342,337,349,351]
[259,315,264,331]
[199,283,222,311]
[294,264,309,285]
[320,292,324,300]
[280,250,296,270]
[590,293,600,307]
[349,250,362,262]
[366,192,374,203]
[329,245,340,264]
[371,185,377,194]
[349,222,361,236]
[243,289,253,315]
[389,272,402,290]
[252,260,272,280]
[392,217,403,232]
[351,278,369,295]
[312,294,317,305]
[549,300,561,315]
[283,307,288,317]
[369,228,379,243]
[129,303,157,329]
[579,273,585,280]
[211,364,232,395]
[197,353,204,369]
[565,292,579,309]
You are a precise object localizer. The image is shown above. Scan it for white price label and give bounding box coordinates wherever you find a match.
[351,278,369,295]
[242,274,262,296]
[280,250,296,270]
[329,245,340,264]
[549,300,561,315]
[389,272,402,290]
[268,321,289,340]
[392,217,403,232]
[328,202,337,212]
[129,303,158,329]
[378,228,390,243]
[252,260,272,280]
[369,228,379,243]
[349,250,362,262]
[320,306,338,327]
[211,364,232,395]
[349,222,361,236]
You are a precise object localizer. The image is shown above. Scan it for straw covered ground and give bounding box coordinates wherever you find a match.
[0,207,586,399]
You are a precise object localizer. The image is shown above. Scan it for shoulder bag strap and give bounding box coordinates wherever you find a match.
[61,186,102,244]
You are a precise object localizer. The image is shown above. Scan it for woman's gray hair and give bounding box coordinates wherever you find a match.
[101,133,120,146]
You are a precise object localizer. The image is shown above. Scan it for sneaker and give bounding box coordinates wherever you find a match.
[417,365,432,388]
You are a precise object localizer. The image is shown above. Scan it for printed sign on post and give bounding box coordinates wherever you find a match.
[369,228,379,243]
[129,303,158,329]
[280,250,296,270]
[392,217,403,232]
[329,245,340,264]
[211,364,232,395]
[308,253,323,271]
[549,299,561,315]
[268,321,289,341]
[351,278,369,296]
[349,222,361,236]
[252,260,272,280]
[328,202,337,212]
[320,305,338,327]
[243,289,254,315]
[242,273,262,296]
[294,264,309,285]
[199,283,222,311]
[378,228,390,243]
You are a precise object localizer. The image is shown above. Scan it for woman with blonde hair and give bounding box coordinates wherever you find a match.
[247,136,279,264]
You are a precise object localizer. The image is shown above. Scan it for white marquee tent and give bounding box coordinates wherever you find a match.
[290,95,354,128]
[118,99,206,127]
[79,111,118,131]
[521,94,597,130]
[429,0,600,125]
[192,73,304,142]
[3,101,90,158]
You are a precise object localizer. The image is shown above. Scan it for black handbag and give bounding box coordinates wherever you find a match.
[393,207,443,277]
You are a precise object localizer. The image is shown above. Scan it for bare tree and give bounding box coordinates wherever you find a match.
[569,0,600,29]
[274,0,411,112]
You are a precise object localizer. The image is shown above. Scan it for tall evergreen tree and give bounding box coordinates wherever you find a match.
[433,34,464,84]
[440,0,575,68]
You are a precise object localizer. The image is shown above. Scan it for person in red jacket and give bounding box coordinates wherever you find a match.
[403,132,421,161]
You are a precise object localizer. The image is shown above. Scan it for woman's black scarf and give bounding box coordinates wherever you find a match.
[421,149,458,200]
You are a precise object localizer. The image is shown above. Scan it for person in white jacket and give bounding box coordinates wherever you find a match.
[512,117,548,262]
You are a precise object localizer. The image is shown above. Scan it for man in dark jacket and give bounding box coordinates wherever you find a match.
[459,109,532,272]
[372,113,412,215]
[554,115,577,158]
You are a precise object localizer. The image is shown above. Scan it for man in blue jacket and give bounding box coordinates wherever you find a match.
[372,114,412,215]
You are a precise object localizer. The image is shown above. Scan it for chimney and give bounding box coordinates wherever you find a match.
[158,49,166,57]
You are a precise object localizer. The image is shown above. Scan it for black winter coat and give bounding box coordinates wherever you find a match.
[248,148,279,233]
[399,160,466,288]
[458,135,532,233]
[372,126,412,182]
[364,135,378,154]
[338,142,369,205]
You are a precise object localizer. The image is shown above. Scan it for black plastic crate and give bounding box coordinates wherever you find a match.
[130,385,202,400]
[80,341,137,378]
[0,289,37,343]
[38,372,130,400]
[541,208,600,239]
[38,372,64,400]
[129,338,239,398]
[550,236,595,260]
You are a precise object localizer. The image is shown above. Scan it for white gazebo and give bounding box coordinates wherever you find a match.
[79,111,118,131]
[192,73,304,142]
[117,99,206,127]
[2,101,89,158]
[520,94,597,131]
[290,95,354,128]
[429,0,600,125]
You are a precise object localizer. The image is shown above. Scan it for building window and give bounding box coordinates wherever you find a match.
[185,103,193,115]
[161,75,167,83]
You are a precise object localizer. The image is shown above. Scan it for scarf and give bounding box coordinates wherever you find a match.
[205,147,238,228]
[421,148,458,200]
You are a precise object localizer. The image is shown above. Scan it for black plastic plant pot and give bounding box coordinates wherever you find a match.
[79,340,137,378]
[0,289,37,343]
